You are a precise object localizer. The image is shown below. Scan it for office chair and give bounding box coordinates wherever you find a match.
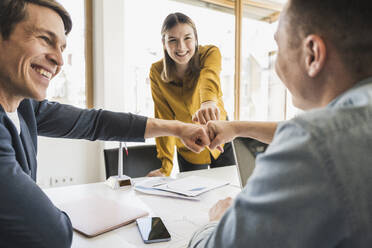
[103,144,162,179]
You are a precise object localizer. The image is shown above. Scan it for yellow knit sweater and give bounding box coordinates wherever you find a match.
[149,45,227,176]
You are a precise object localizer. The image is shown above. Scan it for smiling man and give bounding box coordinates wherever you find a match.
[188,0,372,247]
[0,3,66,106]
[0,1,210,247]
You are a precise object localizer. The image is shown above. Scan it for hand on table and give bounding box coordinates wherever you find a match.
[146,169,166,177]
[209,197,233,222]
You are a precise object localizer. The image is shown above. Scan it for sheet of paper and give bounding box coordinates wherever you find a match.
[134,177,174,188]
[133,178,200,200]
[153,176,230,197]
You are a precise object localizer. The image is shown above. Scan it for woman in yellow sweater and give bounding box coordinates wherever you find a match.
[147,12,235,177]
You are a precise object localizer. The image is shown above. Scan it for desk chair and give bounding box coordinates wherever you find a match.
[103,145,162,179]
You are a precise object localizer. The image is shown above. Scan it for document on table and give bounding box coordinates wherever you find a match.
[134,177,200,200]
[154,176,230,197]
[134,176,230,198]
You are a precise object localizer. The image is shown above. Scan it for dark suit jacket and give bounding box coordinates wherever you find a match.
[0,99,147,248]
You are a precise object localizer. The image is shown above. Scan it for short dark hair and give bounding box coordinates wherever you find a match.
[0,0,72,40]
[287,0,372,75]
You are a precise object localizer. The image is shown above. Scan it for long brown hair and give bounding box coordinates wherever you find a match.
[161,12,200,83]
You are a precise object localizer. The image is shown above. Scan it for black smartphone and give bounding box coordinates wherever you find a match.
[136,217,171,244]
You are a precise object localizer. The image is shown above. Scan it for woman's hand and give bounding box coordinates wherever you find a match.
[146,169,166,177]
[192,101,220,125]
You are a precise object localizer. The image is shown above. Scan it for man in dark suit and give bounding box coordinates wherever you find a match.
[0,1,210,247]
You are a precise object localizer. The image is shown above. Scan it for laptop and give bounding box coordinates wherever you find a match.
[232,137,268,188]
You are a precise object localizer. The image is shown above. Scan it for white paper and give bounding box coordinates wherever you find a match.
[133,178,200,200]
[153,176,230,197]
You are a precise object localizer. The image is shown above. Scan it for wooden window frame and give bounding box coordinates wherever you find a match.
[203,0,282,120]
[175,0,283,119]
[85,0,94,108]
[84,0,283,113]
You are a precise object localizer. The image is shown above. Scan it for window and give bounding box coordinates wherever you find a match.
[122,0,297,121]
[122,0,235,118]
[238,0,298,121]
[240,18,285,121]
[47,0,93,108]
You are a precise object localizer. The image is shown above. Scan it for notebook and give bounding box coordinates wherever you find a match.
[59,195,148,237]
[232,137,268,188]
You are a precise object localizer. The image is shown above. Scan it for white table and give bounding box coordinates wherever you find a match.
[45,166,241,248]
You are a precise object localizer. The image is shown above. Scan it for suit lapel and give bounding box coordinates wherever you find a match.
[19,113,37,181]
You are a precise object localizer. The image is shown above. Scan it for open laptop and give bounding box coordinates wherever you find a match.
[232,137,268,188]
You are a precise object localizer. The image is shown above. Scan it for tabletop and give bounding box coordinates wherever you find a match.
[44,165,241,248]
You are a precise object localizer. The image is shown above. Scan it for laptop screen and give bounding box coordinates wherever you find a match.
[232,137,268,188]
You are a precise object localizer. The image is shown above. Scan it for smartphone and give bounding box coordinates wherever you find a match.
[136,217,171,244]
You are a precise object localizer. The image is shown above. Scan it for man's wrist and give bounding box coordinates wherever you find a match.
[157,119,181,138]
[169,120,184,138]
[145,118,182,138]
[230,121,241,138]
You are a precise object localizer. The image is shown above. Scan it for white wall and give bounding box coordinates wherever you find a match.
[36,0,127,188]
[36,138,102,188]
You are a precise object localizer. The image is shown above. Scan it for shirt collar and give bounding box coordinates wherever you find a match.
[328,76,372,107]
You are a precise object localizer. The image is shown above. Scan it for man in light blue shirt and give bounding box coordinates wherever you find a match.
[0,1,210,247]
[188,0,372,247]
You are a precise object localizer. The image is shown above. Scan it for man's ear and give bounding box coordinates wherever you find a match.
[304,34,326,77]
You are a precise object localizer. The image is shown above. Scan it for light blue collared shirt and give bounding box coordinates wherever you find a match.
[189,78,372,247]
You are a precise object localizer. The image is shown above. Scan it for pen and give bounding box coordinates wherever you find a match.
[124,142,128,156]
[189,187,206,191]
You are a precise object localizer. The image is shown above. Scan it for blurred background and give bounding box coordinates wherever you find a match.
[37,0,299,188]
